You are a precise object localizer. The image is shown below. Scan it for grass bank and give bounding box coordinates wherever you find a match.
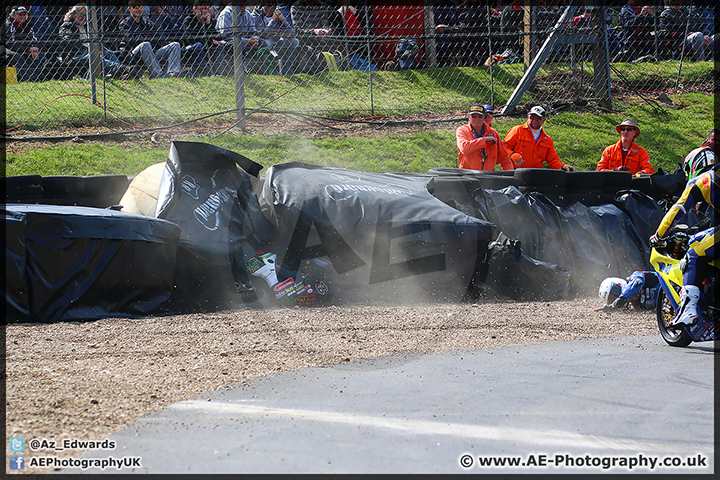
[4,93,713,177]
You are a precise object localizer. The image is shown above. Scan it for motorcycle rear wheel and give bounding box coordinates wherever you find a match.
[656,288,692,347]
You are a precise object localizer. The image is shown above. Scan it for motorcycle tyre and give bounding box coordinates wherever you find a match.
[656,288,692,347]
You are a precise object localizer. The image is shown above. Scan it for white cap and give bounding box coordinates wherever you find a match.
[528,106,546,117]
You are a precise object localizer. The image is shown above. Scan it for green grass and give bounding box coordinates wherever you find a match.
[5,60,712,128]
[4,93,713,178]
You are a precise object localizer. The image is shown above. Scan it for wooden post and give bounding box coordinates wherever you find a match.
[87,2,102,105]
[523,0,532,69]
[591,6,612,110]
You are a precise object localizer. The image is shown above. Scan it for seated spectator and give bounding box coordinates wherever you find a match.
[100,5,125,35]
[694,0,714,38]
[335,1,366,64]
[614,0,655,62]
[457,0,489,67]
[659,0,705,60]
[290,0,342,72]
[119,0,183,78]
[150,4,184,39]
[5,5,45,82]
[337,1,362,37]
[251,0,300,75]
[433,0,462,67]
[27,2,55,44]
[216,0,267,72]
[457,104,514,171]
[571,7,592,31]
[181,0,226,77]
[58,4,133,80]
[499,0,524,55]
[596,119,654,175]
[503,106,576,171]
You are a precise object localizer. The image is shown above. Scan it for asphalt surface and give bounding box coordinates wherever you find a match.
[75,334,715,474]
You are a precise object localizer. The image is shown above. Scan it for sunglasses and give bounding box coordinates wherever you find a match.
[529,114,543,120]
[620,127,635,132]
[470,113,482,118]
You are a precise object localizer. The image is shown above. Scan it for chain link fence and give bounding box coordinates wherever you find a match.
[3,1,715,136]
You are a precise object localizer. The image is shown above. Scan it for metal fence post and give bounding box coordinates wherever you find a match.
[364,3,374,116]
[486,4,495,107]
[232,6,246,130]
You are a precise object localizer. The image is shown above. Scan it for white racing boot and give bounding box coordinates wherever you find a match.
[669,285,701,328]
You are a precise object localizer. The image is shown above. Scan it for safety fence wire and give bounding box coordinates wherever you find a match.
[3,2,713,137]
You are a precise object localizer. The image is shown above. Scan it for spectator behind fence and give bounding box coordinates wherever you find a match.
[5,5,45,82]
[336,1,362,37]
[119,0,182,78]
[615,0,655,63]
[499,0,524,55]
[181,0,226,77]
[456,0,489,67]
[596,119,654,175]
[216,0,266,68]
[433,0,462,67]
[335,2,365,59]
[291,0,344,72]
[251,0,300,75]
[503,106,576,171]
[571,7,592,30]
[291,0,342,37]
[659,0,705,60]
[29,2,57,42]
[100,4,125,37]
[457,104,514,171]
[695,0,714,37]
[150,4,184,38]
[58,4,134,80]
[684,31,714,61]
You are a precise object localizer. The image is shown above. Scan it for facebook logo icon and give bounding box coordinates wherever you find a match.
[10,455,25,470]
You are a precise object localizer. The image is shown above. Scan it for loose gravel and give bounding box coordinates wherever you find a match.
[5,297,657,474]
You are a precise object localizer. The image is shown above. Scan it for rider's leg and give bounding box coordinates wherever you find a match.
[672,228,717,327]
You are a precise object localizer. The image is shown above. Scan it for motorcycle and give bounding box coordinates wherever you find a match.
[650,224,718,347]
[238,251,332,308]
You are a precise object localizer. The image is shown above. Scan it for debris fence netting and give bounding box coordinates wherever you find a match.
[4,2,714,132]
